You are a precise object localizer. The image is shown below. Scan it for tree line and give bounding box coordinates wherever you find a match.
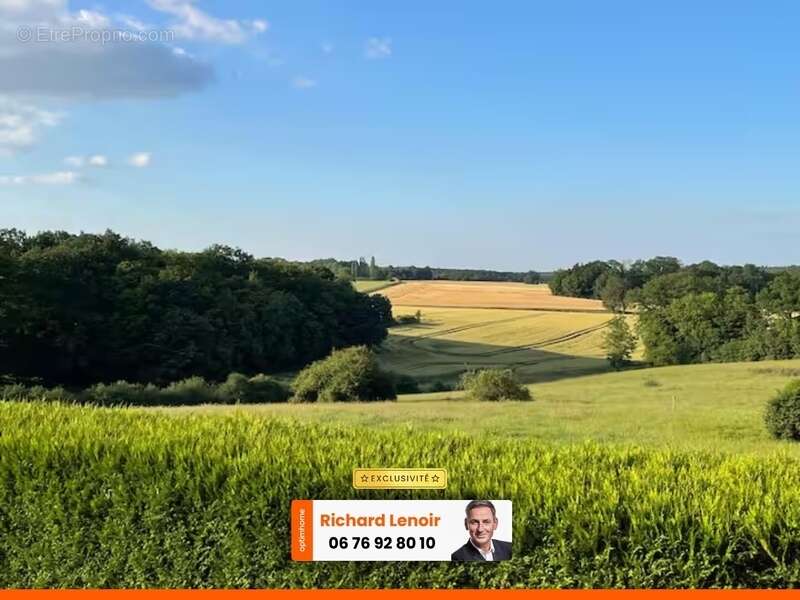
[308,257,544,283]
[551,257,800,366]
[0,229,392,386]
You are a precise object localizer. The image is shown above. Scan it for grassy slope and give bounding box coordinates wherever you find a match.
[160,359,800,456]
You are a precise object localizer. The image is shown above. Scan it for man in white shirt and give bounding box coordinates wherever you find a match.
[450,500,512,561]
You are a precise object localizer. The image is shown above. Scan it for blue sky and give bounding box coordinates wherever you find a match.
[1,0,798,270]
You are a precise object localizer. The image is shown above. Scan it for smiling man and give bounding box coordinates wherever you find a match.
[450,500,512,562]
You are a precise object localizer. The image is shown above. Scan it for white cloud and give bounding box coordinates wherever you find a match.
[0,0,66,20]
[291,76,316,90]
[365,37,392,59]
[147,0,267,44]
[63,155,83,167]
[128,152,151,167]
[0,1,214,100]
[0,97,63,155]
[87,154,107,167]
[72,8,109,28]
[250,19,268,33]
[0,170,79,184]
[117,14,149,32]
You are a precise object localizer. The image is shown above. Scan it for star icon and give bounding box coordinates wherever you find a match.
[361,474,369,482]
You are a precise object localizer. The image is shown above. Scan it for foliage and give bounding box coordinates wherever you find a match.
[2,373,290,407]
[0,229,392,386]
[602,316,638,369]
[392,373,420,394]
[637,278,800,366]
[308,258,543,283]
[392,310,422,326]
[291,346,397,403]
[765,380,800,440]
[458,368,532,401]
[84,381,163,406]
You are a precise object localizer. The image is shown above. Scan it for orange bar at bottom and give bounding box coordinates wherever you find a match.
[291,500,313,561]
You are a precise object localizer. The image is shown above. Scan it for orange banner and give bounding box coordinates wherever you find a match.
[291,499,313,561]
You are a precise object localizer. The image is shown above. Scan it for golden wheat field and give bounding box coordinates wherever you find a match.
[380,280,607,312]
[371,281,627,385]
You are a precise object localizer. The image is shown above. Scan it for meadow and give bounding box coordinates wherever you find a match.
[4,401,800,588]
[163,358,800,456]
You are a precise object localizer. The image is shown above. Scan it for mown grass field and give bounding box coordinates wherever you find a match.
[353,280,400,293]
[6,401,800,588]
[162,359,800,456]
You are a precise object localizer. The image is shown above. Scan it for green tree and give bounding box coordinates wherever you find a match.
[291,346,396,403]
[602,316,637,369]
[597,272,628,312]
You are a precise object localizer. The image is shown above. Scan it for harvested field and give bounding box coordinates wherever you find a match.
[377,305,626,385]
[380,280,607,312]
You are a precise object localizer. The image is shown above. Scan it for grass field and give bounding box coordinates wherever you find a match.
[161,358,800,456]
[8,401,800,587]
[353,280,400,293]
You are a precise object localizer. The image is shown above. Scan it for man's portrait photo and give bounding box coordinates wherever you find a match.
[451,499,512,561]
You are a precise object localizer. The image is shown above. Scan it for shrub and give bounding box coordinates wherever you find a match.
[393,310,423,326]
[0,384,76,403]
[162,376,218,405]
[427,381,454,393]
[393,373,420,394]
[0,384,28,401]
[291,346,396,403]
[458,369,532,401]
[83,381,160,406]
[765,380,800,440]
[216,372,251,404]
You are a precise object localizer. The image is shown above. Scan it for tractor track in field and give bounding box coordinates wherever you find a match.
[395,313,544,345]
[402,321,611,370]
[399,319,613,363]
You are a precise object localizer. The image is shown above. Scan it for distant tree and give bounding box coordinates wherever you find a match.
[597,272,628,312]
[369,256,377,279]
[602,316,637,369]
[757,271,800,318]
[523,270,541,284]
